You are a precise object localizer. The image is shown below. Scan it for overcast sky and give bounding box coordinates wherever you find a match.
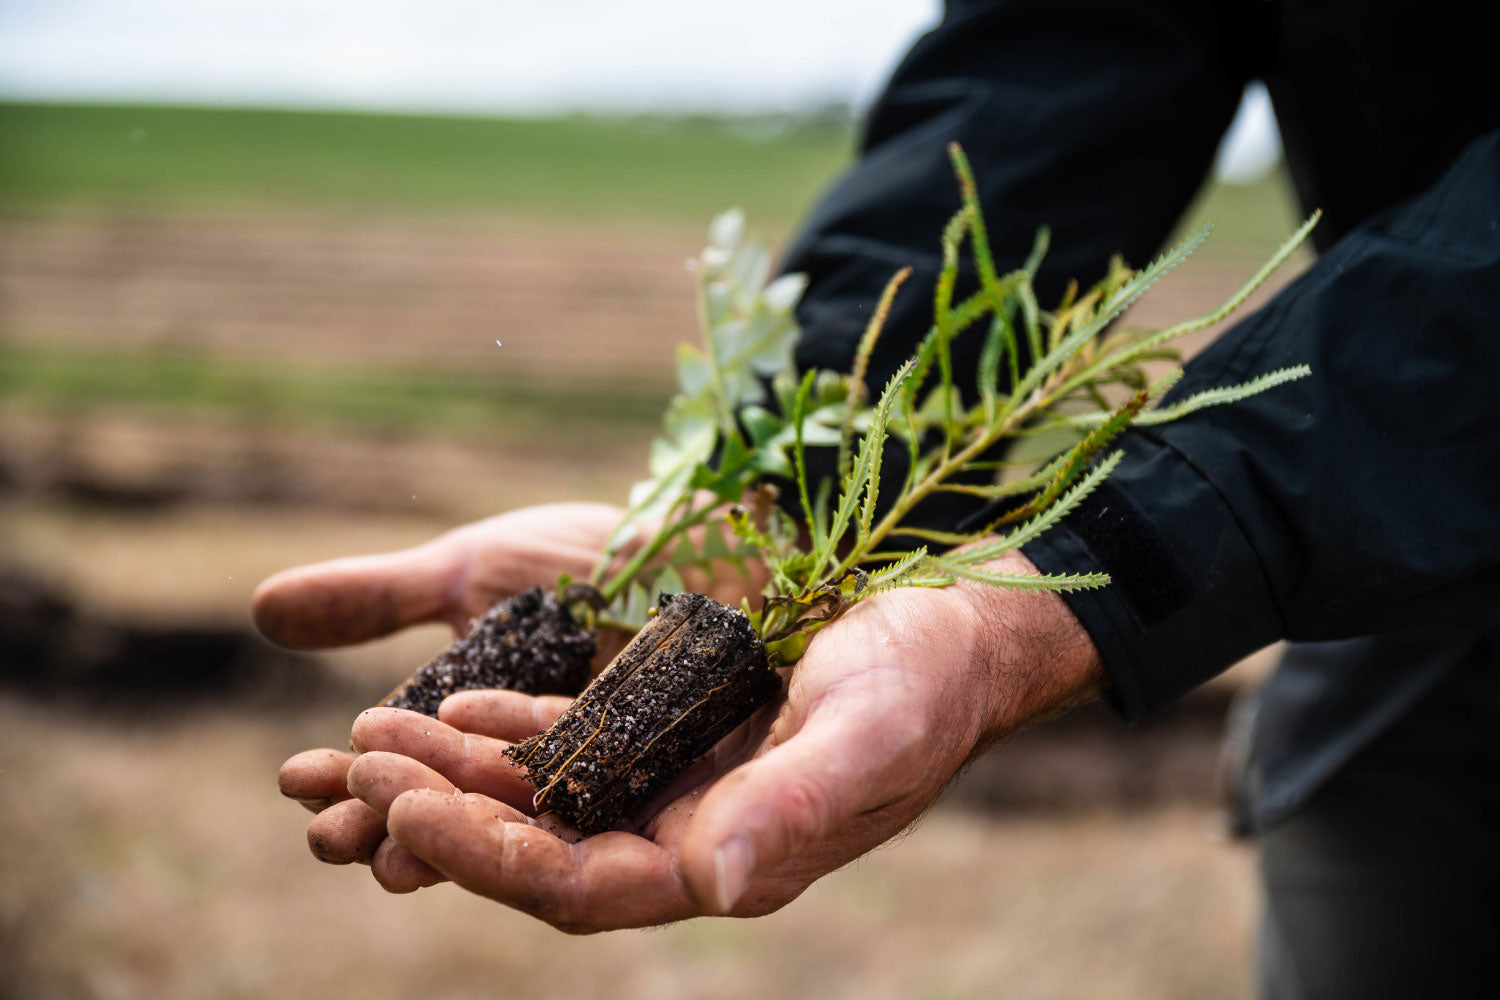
[0,0,1279,179]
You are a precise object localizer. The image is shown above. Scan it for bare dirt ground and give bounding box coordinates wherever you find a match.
[0,211,1293,378]
[0,698,1256,1000]
[0,209,1297,998]
[0,212,701,380]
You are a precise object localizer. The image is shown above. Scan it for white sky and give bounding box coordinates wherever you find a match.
[0,0,1279,179]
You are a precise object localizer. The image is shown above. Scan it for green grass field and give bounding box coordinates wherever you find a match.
[1,101,1298,242]
[0,102,1302,434]
[0,102,853,230]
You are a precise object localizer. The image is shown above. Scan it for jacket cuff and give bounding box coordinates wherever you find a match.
[1022,430,1283,722]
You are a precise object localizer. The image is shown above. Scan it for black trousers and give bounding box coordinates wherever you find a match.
[1256,645,1500,1000]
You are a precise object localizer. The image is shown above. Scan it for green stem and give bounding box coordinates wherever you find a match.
[599,495,713,604]
[830,362,1078,579]
[694,268,747,450]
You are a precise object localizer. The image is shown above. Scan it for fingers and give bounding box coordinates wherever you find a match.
[677,702,917,916]
[437,690,572,742]
[350,708,536,812]
[387,789,697,933]
[307,798,386,864]
[347,751,457,813]
[279,748,356,812]
[371,837,445,893]
[252,535,466,648]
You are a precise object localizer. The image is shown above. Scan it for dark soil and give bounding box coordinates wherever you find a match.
[506,592,781,835]
[0,567,342,711]
[382,587,595,716]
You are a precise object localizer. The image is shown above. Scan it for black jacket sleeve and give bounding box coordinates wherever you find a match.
[1025,127,1500,720]
[783,0,1262,390]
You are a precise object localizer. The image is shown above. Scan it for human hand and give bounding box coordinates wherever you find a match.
[255,502,632,649]
[261,501,761,885]
[329,551,1103,931]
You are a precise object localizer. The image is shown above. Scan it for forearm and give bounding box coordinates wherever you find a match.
[1028,128,1500,718]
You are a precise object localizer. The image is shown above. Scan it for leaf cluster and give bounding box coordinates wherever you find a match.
[585,145,1317,660]
[727,144,1316,661]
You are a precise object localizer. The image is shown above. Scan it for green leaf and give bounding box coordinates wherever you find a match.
[1057,213,1319,396]
[650,566,686,603]
[862,547,930,593]
[916,384,964,427]
[741,405,785,447]
[836,359,917,554]
[977,311,1010,422]
[890,526,979,546]
[1131,365,1312,425]
[922,557,1111,591]
[676,343,713,396]
[1023,225,1051,275]
[765,631,809,665]
[662,392,715,445]
[709,208,745,250]
[1009,221,1214,403]
[790,368,821,551]
[955,450,1124,564]
[763,272,808,313]
[748,447,794,479]
[621,581,652,627]
[669,533,699,568]
[700,522,732,560]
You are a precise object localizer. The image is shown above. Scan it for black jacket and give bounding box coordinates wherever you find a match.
[782,0,1500,827]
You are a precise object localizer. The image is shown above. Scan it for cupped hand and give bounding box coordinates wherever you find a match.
[313,551,1103,932]
[262,501,763,890]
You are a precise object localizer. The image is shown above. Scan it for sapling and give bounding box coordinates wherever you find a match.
[381,216,805,710]
[502,143,1318,834]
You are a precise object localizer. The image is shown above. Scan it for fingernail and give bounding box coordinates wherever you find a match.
[711,837,755,914]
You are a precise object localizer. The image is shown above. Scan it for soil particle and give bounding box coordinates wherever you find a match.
[507,592,781,835]
[381,587,595,716]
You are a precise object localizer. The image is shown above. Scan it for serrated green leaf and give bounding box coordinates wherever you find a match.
[1009,221,1214,404]
[862,547,929,593]
[956,450,1124,564]
[891,526,981,546]
[1132,365,1312,425]
[923,557,1111,591]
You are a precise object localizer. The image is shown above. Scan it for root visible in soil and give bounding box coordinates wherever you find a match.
[507,592,781,835]
[382,587,595,716]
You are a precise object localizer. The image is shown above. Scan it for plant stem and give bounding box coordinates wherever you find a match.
[600,494,710,604]
[694,267,747,450]
[831,365,1066,579]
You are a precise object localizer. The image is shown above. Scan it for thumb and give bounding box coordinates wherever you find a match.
[678,710,907,915]
[252,535,470,649]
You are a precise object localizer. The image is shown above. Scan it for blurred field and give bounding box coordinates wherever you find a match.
[1,100,1302,999]
[0,103,852,228]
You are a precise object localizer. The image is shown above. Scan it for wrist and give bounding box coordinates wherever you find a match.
[952,550,1105,749]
